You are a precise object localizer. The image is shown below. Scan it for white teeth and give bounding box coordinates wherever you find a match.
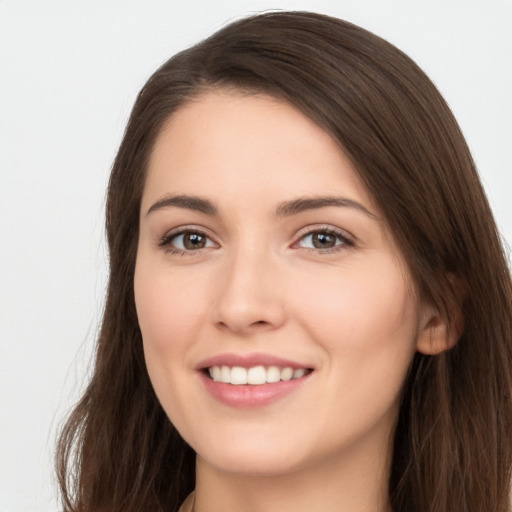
[247,366,266,385]
[293,368,306,379]
[207,365,310,385]
[230,366,248,385]
[280,367,293,381]
[267,365,281,383]
[221,365,230,382]
[209,366,222,381]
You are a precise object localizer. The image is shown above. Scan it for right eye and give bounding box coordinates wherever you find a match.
[159,229,216,255]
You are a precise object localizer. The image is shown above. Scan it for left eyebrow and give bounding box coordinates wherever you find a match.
[274,196,377,219]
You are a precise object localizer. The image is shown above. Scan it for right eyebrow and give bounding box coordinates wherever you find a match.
[146,194,218,216]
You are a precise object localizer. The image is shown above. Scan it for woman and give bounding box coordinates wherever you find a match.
[56,11,512,512]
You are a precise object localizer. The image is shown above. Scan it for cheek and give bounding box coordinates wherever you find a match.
[134,258,209,429]
[293,256,418,390]
[134,256,204,409]
[284,258,419,450]
[298,255,415,337]
[134,260,205,351]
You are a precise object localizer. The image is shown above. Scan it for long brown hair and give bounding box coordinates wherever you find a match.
[56,11,512,512]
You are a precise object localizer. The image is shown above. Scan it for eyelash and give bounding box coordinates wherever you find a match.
[158,225,354,257]
[293,226,354,254]
[158,227,214,256]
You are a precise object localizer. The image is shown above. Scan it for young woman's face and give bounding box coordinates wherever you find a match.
[135,92,430,478]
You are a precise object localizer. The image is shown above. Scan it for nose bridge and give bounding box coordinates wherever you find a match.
[212,238,285,333]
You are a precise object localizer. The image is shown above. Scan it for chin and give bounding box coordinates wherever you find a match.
[192,429,311,477]
[200,450,305,478]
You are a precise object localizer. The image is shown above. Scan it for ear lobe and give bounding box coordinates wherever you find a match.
[416,303,464,356]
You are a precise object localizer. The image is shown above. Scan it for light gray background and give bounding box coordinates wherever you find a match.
[0,1,510,510]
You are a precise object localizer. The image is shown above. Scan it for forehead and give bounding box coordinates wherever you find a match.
[143,91,375,214]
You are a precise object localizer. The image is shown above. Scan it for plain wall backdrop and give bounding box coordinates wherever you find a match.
[0,1,510,510]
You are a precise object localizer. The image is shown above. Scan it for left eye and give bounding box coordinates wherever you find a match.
[298,230,348,250]
[169,231,215,251]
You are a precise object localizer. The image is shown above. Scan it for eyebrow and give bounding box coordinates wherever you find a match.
[146,194,217,216]
[146,194,377,219]
[273,196,377,219]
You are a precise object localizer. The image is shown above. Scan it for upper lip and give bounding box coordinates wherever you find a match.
[195,352,313,371]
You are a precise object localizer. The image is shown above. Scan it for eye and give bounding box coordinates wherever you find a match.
[159,229,216,254]
[296,228,353,251]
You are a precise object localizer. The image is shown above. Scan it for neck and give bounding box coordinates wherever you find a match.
[193,437,393,512]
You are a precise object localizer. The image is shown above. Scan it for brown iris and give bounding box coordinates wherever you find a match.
[182,232,207,250]
[311,232,337,249]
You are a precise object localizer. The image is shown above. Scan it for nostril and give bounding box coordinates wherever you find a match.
[251,320,271,328]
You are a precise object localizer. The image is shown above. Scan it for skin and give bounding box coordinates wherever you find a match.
[134,91,450,512]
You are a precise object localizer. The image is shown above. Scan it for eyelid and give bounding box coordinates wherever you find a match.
[157,225,219,255]
[156,223,355,256]
[291,224,355,251]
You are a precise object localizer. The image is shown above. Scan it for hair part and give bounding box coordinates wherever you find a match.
[57,11,512,512]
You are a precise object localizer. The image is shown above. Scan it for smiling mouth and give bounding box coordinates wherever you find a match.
[206,365,313,385]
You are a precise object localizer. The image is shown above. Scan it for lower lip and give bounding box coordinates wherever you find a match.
[199,371,312,408]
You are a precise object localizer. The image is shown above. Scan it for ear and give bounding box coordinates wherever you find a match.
[416,298,464,356]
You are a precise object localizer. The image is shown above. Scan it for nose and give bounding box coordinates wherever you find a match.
[211,245,287,335]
